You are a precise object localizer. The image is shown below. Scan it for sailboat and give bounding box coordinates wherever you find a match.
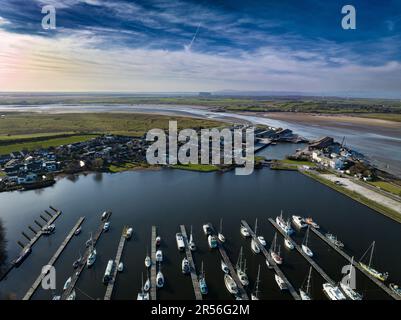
[143,273,151,292]
[251,219,261,254]
[276,210,294,235]
[301,226,314,257]
[218,218,226,242]
[299,267,313,300]
[359,241,389,281]
[199,261,208,295]
[270,233,283,264]
[156,262,165,288]
[236,247,249,286]
[251,265,261,300]
[339,257,363,300]
[189,225,197,251]
[137,272,150,300]
[145,248,151,268]
[86,233,96,267]
[73,251,82,269]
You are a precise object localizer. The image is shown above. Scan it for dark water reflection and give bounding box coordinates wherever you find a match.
[0,145,400,300]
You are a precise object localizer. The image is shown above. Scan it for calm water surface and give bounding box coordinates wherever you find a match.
[0,145,400,300]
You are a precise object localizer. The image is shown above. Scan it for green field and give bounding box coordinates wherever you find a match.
[171,163,219,172]
[369,180,401,196]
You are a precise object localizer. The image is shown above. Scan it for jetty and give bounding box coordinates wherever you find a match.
[310,227,401,300]
[209,223,249,300]
[180,225,202,300]
[268,218,335,285]
[150,226,157,300]
[22,217,85,300]
[240,220,301,300]
[104,227,128,300]
[61,211,112,300]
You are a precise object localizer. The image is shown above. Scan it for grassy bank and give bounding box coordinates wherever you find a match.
[108,162,154,173]
[171,163,219,172]
[270,159,315,171]
[301,170,401,223]
[369,180,401,196]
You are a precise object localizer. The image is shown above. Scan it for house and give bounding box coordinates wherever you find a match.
[329,158,345,170]
[43,161,58,172]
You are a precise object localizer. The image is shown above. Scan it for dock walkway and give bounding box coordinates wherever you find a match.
[22,217,85,300]
[180,225,202,300]
[150,226,157,300]
[61,211,112,300]
[268,218,335,285]
[241,220,301,300]
[310,227,401,300]
[104,228,127,300]
[209,223,249,300]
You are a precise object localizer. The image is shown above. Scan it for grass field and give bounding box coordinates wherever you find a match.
[0,113,222,155]
[108,162,153,173]
[369,180,401,196]
[171,163,219,172]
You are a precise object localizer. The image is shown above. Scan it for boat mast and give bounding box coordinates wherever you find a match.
[254,218,258,235]
[348,256,354,283]
[190,225,193,242]
[219,218,223,234]
[254,264,261,299]
[243,259,247,274]
[369,241,375,268]
[306,266,312,295]
[304,226,310,246]
[141,272,144,295]
[237,246,243,271]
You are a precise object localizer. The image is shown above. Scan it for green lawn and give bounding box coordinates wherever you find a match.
[281,159,316,167]
[369,181,401,196]
[0,135,97,155]
[108,162,150,173]
[171,163,219,172]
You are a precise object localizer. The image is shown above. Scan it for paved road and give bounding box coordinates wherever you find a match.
[321,174,401,214]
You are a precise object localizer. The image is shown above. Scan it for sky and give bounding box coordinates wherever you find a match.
[0,0,400,97]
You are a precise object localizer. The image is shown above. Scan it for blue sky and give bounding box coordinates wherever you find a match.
[0,0,400,97]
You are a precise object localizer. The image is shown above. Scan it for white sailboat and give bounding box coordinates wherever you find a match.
[299,266,313,300]
[137,272,150,300]
[301,226,314,257]
[236,247,249,286]
[145,248,151,268]
[189,225,196,251]
[359,241,389,281]
[322,283,346,300]
[221,260,229,274]
[276,210,293,235]
[199,261,208,295]
[251,219,261,254]
[86,233,96,267]
[270,233,283,264]
[251,265,261,300]
[218,218,226,242]
[224,274,238,295]
[156,262,164,288]
[340,257,363,300]
[275,274,287,290]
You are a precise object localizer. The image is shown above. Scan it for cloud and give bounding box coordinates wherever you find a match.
[0,16,11,26]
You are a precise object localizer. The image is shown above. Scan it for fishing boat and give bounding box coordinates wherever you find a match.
[359,241,389,281]
[284,238,295,250]
[304,217,319,229]
[103,222,110,231]
[218,218,226,242]
[208,235,218,249]
[118,262,124,272]
[325,233,344,248]
[86,234,97,267]
[240,226,250,237]
[389,283,401,297]
[221,260,229,274]
[156,263,164,288]
[125,227,133,239]
[339,257,363,300]
[137,273,150,300]
[251,265,261,300]
[292,215,307,229]
[182,257,190,274]
[156,250,163,262]
[199,261,208,295]
[203,223,212,235]
[236,247,249,286]
[176,233,185,251]
[155,236,161,246]
[251,239,260,254]
[224,274,238,295]
[301,227,314,257]
[74,227,82,236]
[275,274,287,290]
[257,236,266,246]
[103,260,114,284]
[299,267,313,300]
[276,211,294,235]
[66,290,76,300]
[189,225,196,251]
[322,283,346,300]
[270,233,283,264]
[63,277,72,291]
[14,247,32,266]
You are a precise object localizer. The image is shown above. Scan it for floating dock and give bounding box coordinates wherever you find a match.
[310,227,401,301]
[241,220,301,300]
[180,225,202,300]
[209,223,249,300]
[61,211,112,300]
[104,228,128,300]
[150,226,157,300]
[268,218,335,285]
[22,217,85,300]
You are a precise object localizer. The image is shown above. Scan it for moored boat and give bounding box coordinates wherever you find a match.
[292,215,307,229]
[299,267,313,300]
[251,239,260,254]
[118,262,124,272]
[221,260,229,273]
[182,257,190,274]
[14,247,32,266]
[199,261,208,295]
[389,283,401,297]
[155,236,161,246]
[270,233,283,264]
[156,250,163,262]
[103,222,110,231]
[125,227,133,239]
[339,257,362,300]
[208,235,218,249]
[176,233,185,251]
[240,226,250,237]
[63,277,72,291]
[224,274,238,295]
[257,236,266,246]
[156,269,164,288]
[322,283,346,300]
[189,225,196,251]
[276,211,293,235]
[203,223,212,235]
[301,227,314,257]
[103,260,114,284]
[284,238,294,250]
[74,227,82,236]
[325,233,344,248]
[251,265,261,300]
[275,274,287,290]
[304,217,319,229]
[359,241,389,281]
